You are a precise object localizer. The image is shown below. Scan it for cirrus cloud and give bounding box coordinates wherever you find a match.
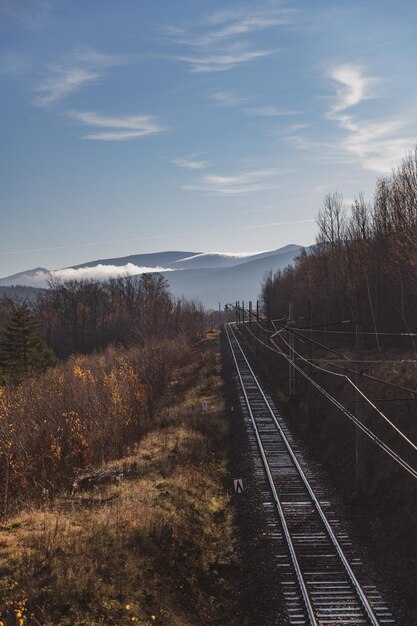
[34,48,133,107]
[163,3,292,73]
[182,167,289,195]
[68,110,166,141]
[173,156,210,170]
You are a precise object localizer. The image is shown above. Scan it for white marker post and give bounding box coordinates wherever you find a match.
[233,478,244,494]
[202,401,208,412]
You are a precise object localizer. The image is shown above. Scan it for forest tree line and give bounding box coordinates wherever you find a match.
[0,272,205,380]
[262,149,417,340]
[0,273,206,513]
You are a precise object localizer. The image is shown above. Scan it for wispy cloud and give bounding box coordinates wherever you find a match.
[164,3,292,73]
[164,5,292,48]
[173,156,210,170]
[209,90,249,107]
[36,68,102,106]
[34,48,131,106]
[208,93,303,121]
[245,105,302,117]
[0,0,57,28]
[182,168,288,195]
[326,64,416,173]
[335,116,415,173]
[327,64,378,115]
[287,64,417,174]
[69,111,166,141]
[268,122,310,138]
[177,46,272,73]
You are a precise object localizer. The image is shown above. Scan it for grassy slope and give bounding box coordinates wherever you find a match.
[0,330,238,626]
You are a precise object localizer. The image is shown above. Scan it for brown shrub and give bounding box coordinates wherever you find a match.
[0,339,191,514]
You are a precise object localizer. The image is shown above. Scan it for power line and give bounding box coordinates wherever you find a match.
[293,356,417,364]
[263,321,417,452]
[327,361,417,396]
[237,303,417,373]
[274,328,417,451]
[237,323,417,479]
[257,323,417,364]
[249,315,417,364]
[298,327,417,337]
[265,319,417,396]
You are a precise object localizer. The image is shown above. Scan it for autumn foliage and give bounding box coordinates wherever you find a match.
[0,273,205,516]
[0,340,193,514]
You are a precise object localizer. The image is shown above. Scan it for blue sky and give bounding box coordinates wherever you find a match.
[1,0,417,276]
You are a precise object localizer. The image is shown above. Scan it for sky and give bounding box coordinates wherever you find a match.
[1,0,417,277]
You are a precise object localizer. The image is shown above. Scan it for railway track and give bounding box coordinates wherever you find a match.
[226,323,395,626]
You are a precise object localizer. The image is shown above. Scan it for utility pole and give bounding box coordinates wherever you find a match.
[307,300,313,419]
[249,301,252,325]
[255,300,259,355]
[218,302,221,326]
[242,301,245,325]
[288,300,296,398]
[355,321,365,494]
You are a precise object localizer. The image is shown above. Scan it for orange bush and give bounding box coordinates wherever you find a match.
[0,340,188,515]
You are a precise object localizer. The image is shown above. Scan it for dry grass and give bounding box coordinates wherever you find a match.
[0,330,237,626]
[0,340,190,514]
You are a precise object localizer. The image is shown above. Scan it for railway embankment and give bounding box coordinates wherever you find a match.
[0,330,243,626]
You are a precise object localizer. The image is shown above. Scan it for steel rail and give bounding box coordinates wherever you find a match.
[225,324,317,626]
[227,323,382,626]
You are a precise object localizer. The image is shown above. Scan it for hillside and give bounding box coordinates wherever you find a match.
[0,285,43,301]
[71,251,198,270]
[0,245,305,308]
[0,331,241,625]
[165,246,303,307]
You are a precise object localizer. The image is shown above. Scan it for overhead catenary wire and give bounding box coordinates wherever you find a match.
[273,328,417,452]
[298,327,417,337]
[234,304,417,468]
[262,315,417,395]
[247,311,417,388]
[246,307,357,362]
[238,304,417,388]
[237,322,417,480]
[290,356,417,364]
[254,318,417,452]
[240,302,417,336]
[327,361,417,396]
[287,325,417,396]
[247,315,417,364]
[308,358,417,364]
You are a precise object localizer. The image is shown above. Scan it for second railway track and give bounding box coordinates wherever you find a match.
[226,323,395,626]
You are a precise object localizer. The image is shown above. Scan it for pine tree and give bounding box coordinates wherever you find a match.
[0,304,56,381]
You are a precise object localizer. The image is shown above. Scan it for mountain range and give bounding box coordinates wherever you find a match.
[0,244,305,308]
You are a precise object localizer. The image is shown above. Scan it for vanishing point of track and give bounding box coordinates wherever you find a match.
[226,323,395,626]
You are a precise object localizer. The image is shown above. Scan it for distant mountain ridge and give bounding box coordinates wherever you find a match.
[0,267,49,284]
[0,245,306,308]
[70,251,198,270]
[164,246,304,306]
